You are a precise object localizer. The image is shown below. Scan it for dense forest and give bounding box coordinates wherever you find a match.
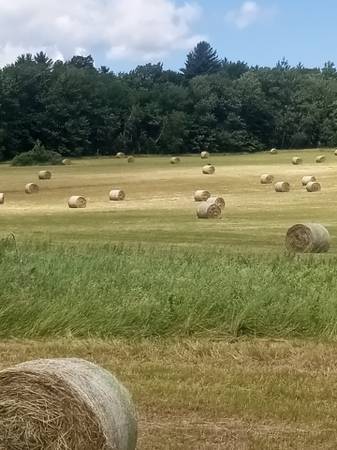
[1,41,337,160]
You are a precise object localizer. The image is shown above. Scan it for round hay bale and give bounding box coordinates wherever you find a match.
[206,196,225,210]
[202,164,215,175]
[334,149,337,156]
[127,156,135,163]
[194,190,211,202]
[68,196,86,208]
[292,157,302,165]
[109,189,125,201]
[0,358,137,450]
[260,174,274,184]
[200,151,210,159]
[116,152,126,159]
[197,203,221,219]
[270,148,278,154]
[170,157,180,164]
[62,159,72,165]
[302,175,316,186]
[285,223,330,253]
[38,170,52,180]
[25,183,39,194]
[316,155,325,163]
[306,181,321,192]
[274,181,290,192]
[0,193,4,204]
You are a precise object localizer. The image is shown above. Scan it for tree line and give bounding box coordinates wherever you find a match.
[1,42,337,160]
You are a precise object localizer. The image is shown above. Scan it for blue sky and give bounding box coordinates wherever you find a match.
[0,0,336,71]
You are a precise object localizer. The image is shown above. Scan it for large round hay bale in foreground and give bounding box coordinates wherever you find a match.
[25,183,39,194]
[109,189,125,201]
[286,223,330,253]
[197,203,221,219]
[306,181,321,192]
[194,190,211,201]
[274,181,290,192]
[116,152,126,159]
[200,151,210,159]
[0,358,137,450]
[202,164,215,175]
[206,196,225,209]
[62,159,72,165]
[170,157,180,164]
[0,193,4,204]
[292,157,302,165]
[260,174,274,184]
[302,175,316,186]
[127,156,135,163]
[38,170,52,180]
[68,196,86,208]
[270,148,278,154]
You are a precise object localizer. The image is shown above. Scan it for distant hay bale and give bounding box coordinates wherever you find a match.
[285,223,330,253]
[302,175,316,186]
[197,202,221,219]
[0,193,4,204]
[292,157,302,165]
[194,190,211,202]
[260,174,274,184]
[0,358,137,450]
[116,152,126,159]
[170,157,180,164]
[270,148,278,154]
[200,151,210,159]
[316,155,325,163]
[38,170,52,180]
[127,156,135,163]
[334,149,337,156]
[109,189,125,201]
[274,181,290,192]
[202,164,215,175]
[25,183,39,194]
[206,196,225,209]
[62,159,72,165]
[68,196,86,208]
[306,181,321,192]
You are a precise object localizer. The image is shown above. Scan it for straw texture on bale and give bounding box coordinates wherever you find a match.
[170,157,180,164]
[127,156,135,163]
[25,183,39,194]
[274,181,290,192]
[202,164,215,175]
[116,152,126,158]
[292,157,302,165]
[316,155,325,163]
[62,159,72,165]
[206,196,225,209]
[301,175,316,186]
[194,190,211,202]
[200,151,210,159]
[38,170,52,180]
[0,358,137,450]
[260,174,274,184]
[285,223,330,253]
[197,203,221,219]
[270,148,278,154]
[306,181,321,192]
[0,193,4,204]
[109,189,125,201]
[68,196,87,208]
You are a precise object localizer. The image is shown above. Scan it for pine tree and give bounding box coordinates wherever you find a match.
[181,42,221,78]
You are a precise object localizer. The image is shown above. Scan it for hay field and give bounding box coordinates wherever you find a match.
[1,149,337,250]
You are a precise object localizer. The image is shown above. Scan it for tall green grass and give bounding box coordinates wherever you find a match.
[0,238,337,339]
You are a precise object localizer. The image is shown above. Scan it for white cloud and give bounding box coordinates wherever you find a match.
[225,1,275,29]
[0,0,203,66]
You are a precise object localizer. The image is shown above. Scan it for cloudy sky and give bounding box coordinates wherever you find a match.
[0,0,336,70]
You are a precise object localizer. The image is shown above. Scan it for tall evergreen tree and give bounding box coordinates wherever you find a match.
[181,41,221,79]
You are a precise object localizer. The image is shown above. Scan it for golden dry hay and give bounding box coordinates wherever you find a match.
[306,181,321,192]
[109,189,125,201]
[200,151,210,159]
[334,149,337,156]
[292,157,302,165]
[285,223,330,253]
[170,157,180,164]
[206,196,225,209]
[196,202,221,219]
[270,148,278,154]
[302,176,316,186]
[116,152,126,159]
[316,155,326,163]
[274,181,290,192]
[0,358,137,450]
[25,183,39,194]
[62,159,72,165]
[260,174,274,184]
[202,164,215,175]
[194,190,211,202]
[127,156,135,163]
[0,193,4,204]
[68,196,87,208]
[38,170,52,180]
